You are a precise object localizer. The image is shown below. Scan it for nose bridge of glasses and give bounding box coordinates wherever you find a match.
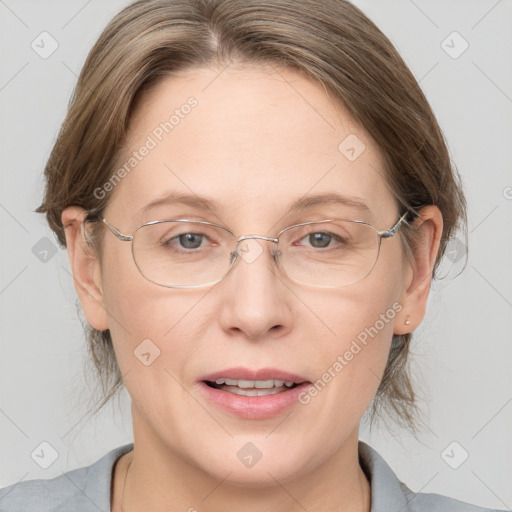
[232,234,280,264]
[237,234,279,244]
[236,234,279,258]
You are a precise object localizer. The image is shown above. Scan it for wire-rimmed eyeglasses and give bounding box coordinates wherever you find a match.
[86,212,409,289]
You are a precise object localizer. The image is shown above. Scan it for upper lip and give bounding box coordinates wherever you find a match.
[199,367,310,384]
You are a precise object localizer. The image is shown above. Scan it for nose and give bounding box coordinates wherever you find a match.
[217,237,294,341]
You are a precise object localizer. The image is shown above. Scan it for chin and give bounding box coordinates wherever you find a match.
[208,459,309,489]
[184,436,317,488]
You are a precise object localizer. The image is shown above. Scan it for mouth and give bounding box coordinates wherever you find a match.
[197,368,311,419]
[204,378,299,396]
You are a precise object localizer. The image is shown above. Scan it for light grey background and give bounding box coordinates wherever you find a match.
[1,0,511,508]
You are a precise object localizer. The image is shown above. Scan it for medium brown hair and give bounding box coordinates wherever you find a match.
[37,0,466,428]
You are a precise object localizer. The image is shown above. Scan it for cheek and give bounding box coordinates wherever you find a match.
[292,309,393,447]
[100,246,152,340]
[297,253,405,414]
[306,287,398,383]
[98,244,211,373]
[99,252,218,441]
[307,247,403,350]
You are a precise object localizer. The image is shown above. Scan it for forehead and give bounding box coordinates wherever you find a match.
[108,64,397,228]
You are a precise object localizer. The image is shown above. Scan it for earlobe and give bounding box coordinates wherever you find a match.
[61,206,109,331]
[394,205,443,335]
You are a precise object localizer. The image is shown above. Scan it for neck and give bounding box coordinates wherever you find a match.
[113,419,370,512]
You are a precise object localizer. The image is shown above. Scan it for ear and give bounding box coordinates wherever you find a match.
[394,205,443,335]
[61,206,109,331]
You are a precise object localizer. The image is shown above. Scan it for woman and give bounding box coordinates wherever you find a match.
[0,0,505,510]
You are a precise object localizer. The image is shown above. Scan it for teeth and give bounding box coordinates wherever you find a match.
[213,378,297,389]
[223,387,285,396]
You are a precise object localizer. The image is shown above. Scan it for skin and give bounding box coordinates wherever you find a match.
[62,64,442,512]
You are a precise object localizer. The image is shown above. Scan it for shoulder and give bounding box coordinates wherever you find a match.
[358,441,505,512]
[0,443,133,512]
[401,484,504,512]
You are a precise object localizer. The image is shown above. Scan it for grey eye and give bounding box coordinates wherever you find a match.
[176,233,204,249]
[308,232,332,248]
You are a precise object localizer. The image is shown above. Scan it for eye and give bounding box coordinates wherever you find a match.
[160,231,211,251]
[306,232,334,248]
[296,230,346,250]
[173,232,205,250]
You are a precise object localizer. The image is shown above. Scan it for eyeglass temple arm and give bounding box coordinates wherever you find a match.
[377,211,409,239]
[99,217,133,242]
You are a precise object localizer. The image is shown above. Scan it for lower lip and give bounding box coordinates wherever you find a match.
[197,382,311,420]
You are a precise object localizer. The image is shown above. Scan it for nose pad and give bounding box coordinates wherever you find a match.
[233,238,282,267]
[238,238,265,264]
[226,241,281,284]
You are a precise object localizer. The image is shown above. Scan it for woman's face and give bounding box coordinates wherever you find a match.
[80,65,421,484]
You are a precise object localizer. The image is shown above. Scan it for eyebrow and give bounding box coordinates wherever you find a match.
[140,191,371,216]
[284,193,370,215]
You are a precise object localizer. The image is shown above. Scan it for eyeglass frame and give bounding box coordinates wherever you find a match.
[85,212,409,289]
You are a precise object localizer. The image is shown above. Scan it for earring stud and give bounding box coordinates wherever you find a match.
[405,318,410,325]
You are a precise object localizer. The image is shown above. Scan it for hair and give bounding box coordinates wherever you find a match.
[37,0,466,428]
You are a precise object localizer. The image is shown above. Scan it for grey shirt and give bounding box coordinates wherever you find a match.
[0,442,504,511]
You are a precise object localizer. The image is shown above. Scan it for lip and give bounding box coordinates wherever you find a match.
[197,367,312,420]
[198,367,309,384]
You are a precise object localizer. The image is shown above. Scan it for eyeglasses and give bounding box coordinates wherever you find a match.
[90,213,408,289]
